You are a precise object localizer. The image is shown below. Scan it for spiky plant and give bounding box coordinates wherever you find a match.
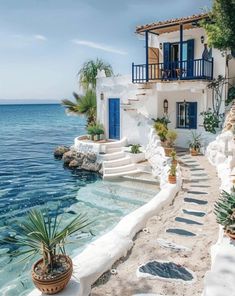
[168,163,177,177]
[3,209,90,275]
[170,150,177,161]
[131,144,141,154]
[62,90,96,126]
[214,188,235,234]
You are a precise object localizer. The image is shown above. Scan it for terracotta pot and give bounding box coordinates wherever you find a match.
[32,255,73,295]
[164,147,173,157]
[225,230,235,240]
[172,159,177,166]
[190,148,199,156]
[168,175,176,184]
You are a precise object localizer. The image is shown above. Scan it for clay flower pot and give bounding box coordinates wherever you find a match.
[32,255,73,295]
[225,230,235,240]
[190,148,199,156]
[164,147,173,157]
[172,159,177,166]
[168,175,176,184]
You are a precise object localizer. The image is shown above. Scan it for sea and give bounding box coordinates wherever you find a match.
[0,104,157,295]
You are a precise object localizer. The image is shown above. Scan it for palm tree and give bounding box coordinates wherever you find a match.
[62,89,96,126]
[78,58,113,90]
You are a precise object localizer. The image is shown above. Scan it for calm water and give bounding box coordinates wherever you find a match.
[0,104,157,295]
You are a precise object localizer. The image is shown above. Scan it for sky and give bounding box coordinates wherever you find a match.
[0,0,212,103]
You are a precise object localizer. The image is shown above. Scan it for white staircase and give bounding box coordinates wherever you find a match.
[120,84,153,116]
[102,139,140,179]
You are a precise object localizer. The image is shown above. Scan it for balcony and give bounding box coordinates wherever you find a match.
[132,58,214,84]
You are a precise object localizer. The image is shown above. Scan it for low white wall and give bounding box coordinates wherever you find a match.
[202,130,235,296]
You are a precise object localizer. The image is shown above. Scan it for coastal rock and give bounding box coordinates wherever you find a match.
[86,152,97,163]
[81,158,101,172]
[68,160,80,168]
[62,150,76,165]
[54,146,70,159]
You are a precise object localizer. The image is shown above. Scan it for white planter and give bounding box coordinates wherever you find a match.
[128,152,145,163]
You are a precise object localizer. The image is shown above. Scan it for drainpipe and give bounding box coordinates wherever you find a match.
[179,24,183,80]
[145,30,149,82]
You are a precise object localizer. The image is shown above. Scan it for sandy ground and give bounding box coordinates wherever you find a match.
[91,152,220,296]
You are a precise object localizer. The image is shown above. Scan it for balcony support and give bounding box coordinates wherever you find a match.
[179,24,183,80]
[145,30,149,82]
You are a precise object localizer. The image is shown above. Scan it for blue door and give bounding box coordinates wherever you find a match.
[109,98,120,140]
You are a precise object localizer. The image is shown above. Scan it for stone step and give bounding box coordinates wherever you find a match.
[103,163,136,175]
[103,169,140,180]
[103,156,131,168]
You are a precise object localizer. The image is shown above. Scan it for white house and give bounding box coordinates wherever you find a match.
[96,13,235,148]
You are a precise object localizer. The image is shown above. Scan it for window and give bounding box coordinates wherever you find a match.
[176,102,197,129]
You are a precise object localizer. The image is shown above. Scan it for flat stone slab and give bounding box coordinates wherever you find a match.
[183,209,206,217]
[157,238,191,252]
[137,260,196,283]
[190,168,204,171]
[166,228,197,237]
[184,197,208,205]
[187,190,208,195]
[191,173,208,177]
[190,185,210,188]
[175,217,203,225]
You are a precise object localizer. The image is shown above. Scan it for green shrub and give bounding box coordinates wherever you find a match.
[201,109,220,134]
[188,131,202,150]
[166,130,177,147]
[168,163,177,176]
[131,144,141,154]
[226,86,235,106]
[154,122,168,142]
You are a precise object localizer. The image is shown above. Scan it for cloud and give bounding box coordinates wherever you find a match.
[33,34,47,41]
[72,39,127,55]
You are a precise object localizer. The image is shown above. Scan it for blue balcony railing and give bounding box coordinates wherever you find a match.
[132,58,214,83]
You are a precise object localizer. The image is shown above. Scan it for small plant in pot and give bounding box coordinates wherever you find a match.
[131,144,141,154]
[3,209,90,294]
[170,150,177,165]
[214,188,235,240]
[165,130,177,156]
[154,122,168,144]
[87,124,96,141]
[96,123,105,141]
[189,131,201,156]
[168,163,177,184]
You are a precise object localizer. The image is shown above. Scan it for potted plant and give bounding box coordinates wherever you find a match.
[168,163,177,184]
[170,150,177,165]
[87,124,96,141]
[4,209,90,294]
[154,122,168,144]
[189,131,202,156]
[96,123,105,141]
[131,144,141,154]
[165,130,177,156]
[214,188,235,240]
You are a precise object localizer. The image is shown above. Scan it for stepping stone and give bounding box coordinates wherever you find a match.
[184,197,208,205]
[190,168,204,171]
[183,209,206,217]
[190,185,210,188]
[175,217,203,225]
[166,228,196,236]
[137,260,195,283]
[191,173,208,177]
[187,190,208,195]
[189,179,209,183]
[157,238,191,252]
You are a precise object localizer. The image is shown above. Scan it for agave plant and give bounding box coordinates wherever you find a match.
[214,188,235,234]
[168,163,177,177]
[3,209,90,275]
[131,144,141,154]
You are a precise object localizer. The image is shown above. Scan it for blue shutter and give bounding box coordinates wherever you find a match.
[188,102,197,129]
[163,43,171,69]
[187,39,194,78]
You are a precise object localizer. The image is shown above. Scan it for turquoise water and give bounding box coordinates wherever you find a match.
[0,104,158,295]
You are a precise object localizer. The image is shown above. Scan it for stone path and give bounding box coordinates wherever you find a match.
[91,152,220,296]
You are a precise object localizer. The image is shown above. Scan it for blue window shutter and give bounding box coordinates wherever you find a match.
[163,43,171,69]
[188,102,197,129]
[187,39,194,77]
